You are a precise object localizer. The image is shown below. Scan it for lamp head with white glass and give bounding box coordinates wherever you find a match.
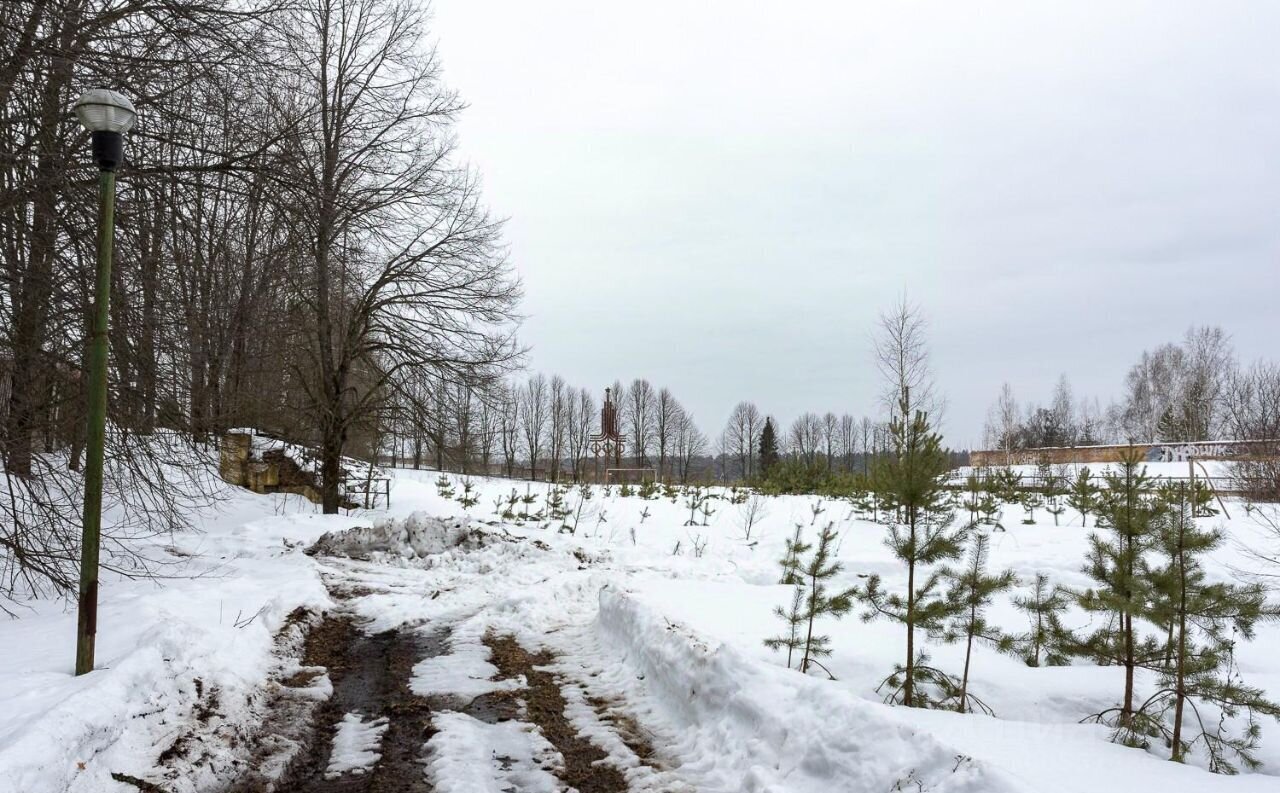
[74,89,136,171]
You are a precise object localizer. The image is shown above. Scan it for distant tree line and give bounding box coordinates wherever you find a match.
[984,325,1276,450]
[389,375,711,484]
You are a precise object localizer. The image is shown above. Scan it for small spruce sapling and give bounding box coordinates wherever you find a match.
[458,478,479,510]
[938,533,1017,714]
[700,495,716,527]
[435,474,456,500]
[978,492,1002,530]
[545,485,570,530]
[684,486,707,526]
[1020,490,1042,525]
[520,484,538,520]
[809,499,826,525]
[993,468,1022,512]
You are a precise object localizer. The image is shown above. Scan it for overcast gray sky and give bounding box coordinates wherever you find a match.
[431,0,1280,448]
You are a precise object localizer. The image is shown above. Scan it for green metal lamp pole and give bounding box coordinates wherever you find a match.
[73,89,135,676]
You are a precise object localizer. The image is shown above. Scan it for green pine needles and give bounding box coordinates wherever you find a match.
[1067,466,1099,527]
[857,399,967,708]
[1134,482,1279,772]
[1013,573,1071,667]
[765,522,855,676]
[1075,447,1165,739]
[938,533,1018,714]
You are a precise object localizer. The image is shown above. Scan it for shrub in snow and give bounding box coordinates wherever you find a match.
[735,492,768,542]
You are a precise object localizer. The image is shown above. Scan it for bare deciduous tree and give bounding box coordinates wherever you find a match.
[723,401,762,480]
[519,374,548,480]
[278,0,520,511]
[625,378,656,470]
[873,294,940,421]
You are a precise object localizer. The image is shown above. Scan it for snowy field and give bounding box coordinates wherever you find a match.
[2,464,1279,792]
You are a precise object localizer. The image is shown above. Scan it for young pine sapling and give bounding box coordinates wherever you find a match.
[938,533,1017,714]
[765,522,855,676]
[858,400,968,708]
[1139,482,1279,772]
[1067,467,1098,527]
[1013,573,1071,667]
[1075,448,1165,744]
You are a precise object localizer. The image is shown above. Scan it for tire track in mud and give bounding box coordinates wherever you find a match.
[221,534,674,793]
[226,612,445,793]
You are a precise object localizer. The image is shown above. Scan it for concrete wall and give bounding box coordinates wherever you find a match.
[970,439,1273,468]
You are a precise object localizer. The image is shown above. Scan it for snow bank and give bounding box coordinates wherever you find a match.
[309,512,483,560]
[596,587,1016,793]
[0,488,341,793]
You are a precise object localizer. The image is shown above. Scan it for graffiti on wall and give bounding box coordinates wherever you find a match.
[1149,442,1241,463]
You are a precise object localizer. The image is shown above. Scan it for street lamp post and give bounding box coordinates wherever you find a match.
[73,88,135,676]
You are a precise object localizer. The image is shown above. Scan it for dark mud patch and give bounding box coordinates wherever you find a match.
[226,615,445,793]
[585,693,659,764]
[484,633,631,793]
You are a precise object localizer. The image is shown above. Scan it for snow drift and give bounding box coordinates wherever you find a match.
[595,586,1017,793]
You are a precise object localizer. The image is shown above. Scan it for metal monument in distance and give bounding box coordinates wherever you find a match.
[588,387,625,480]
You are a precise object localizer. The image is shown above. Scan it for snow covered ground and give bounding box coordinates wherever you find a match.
[2,463,1278,792]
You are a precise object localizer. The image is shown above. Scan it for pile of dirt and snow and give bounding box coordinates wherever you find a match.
[308,512,489,561]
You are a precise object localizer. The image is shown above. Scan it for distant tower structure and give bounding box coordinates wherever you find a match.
[589,387,625,480]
